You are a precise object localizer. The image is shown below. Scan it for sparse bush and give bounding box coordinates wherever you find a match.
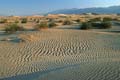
[89,17,102,22]
[21,18,27,23]
[74,19,81,23]
[15,20,19,23]
[80,22,92,30]
[80,21,112,30]
[58,20,63,23]
[91,22,102,28]
[49,22,57,28]
[91,13,99,15]
[4,23,24,34]
[91,22,112,29]
[0,19,7,23]
[34,22,48,30]
[103,17,113,22]
[36,20,40,23]
[100,22,112,29]
[34,19,36,22]
[48,19,54,22]
[63,20,72,25]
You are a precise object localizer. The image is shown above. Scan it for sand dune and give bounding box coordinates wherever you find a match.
[0,29,120,80]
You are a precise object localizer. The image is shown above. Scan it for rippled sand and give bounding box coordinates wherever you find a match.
[0,29,120,80]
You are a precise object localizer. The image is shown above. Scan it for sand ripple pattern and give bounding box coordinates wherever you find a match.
[0,29,120,80]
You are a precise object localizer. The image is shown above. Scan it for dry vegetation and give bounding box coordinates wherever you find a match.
[4,23,25,33]
[0,14,119,31]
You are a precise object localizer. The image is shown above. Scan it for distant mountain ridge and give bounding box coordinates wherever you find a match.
[48,6,120,14]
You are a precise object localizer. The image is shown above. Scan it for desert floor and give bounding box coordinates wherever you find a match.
[0,24,120,80]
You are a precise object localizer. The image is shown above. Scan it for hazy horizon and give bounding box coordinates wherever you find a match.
[0,0,120,16]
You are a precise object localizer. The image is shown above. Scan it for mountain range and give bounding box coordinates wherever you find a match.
[48,6,120,14]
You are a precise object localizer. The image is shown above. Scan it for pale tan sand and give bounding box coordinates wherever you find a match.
[0,29,120,80]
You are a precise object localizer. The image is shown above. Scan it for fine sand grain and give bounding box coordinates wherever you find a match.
[0,28,120,80]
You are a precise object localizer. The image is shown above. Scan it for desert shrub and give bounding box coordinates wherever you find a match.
[74,19,81,23]
[4,23,24,34]
[91,13,99,15]
[80,21,112,30]
[34,22,48,30]
[21,18,27,23]
[103,17,113,22]
[91,21,112,29]
[91,22,102,28]
[48,19,54,22]
[63,20,72,25]
[58,20,63,23]
[36,20,40,23]
[100,22,112,29]
[15,20,19,23]
[89,17,102,22]
[34,19,36,22]
[30,18,33,20]
[49,22,57,28]
[0,19,7,23]
[80,22,92,30]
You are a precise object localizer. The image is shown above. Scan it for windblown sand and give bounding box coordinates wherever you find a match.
[0,29,120,80]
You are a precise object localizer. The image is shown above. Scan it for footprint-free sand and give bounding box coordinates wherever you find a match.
[0,28,120,80]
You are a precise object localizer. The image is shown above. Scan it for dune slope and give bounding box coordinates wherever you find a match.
[0,29,120,80]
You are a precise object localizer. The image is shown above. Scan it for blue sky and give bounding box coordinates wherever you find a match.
[0,0,120,15]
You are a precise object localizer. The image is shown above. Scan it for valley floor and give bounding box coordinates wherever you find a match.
[0,25,120,80]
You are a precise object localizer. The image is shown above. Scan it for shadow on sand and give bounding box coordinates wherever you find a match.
[1,64,80,80]
[107,31,120,33]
